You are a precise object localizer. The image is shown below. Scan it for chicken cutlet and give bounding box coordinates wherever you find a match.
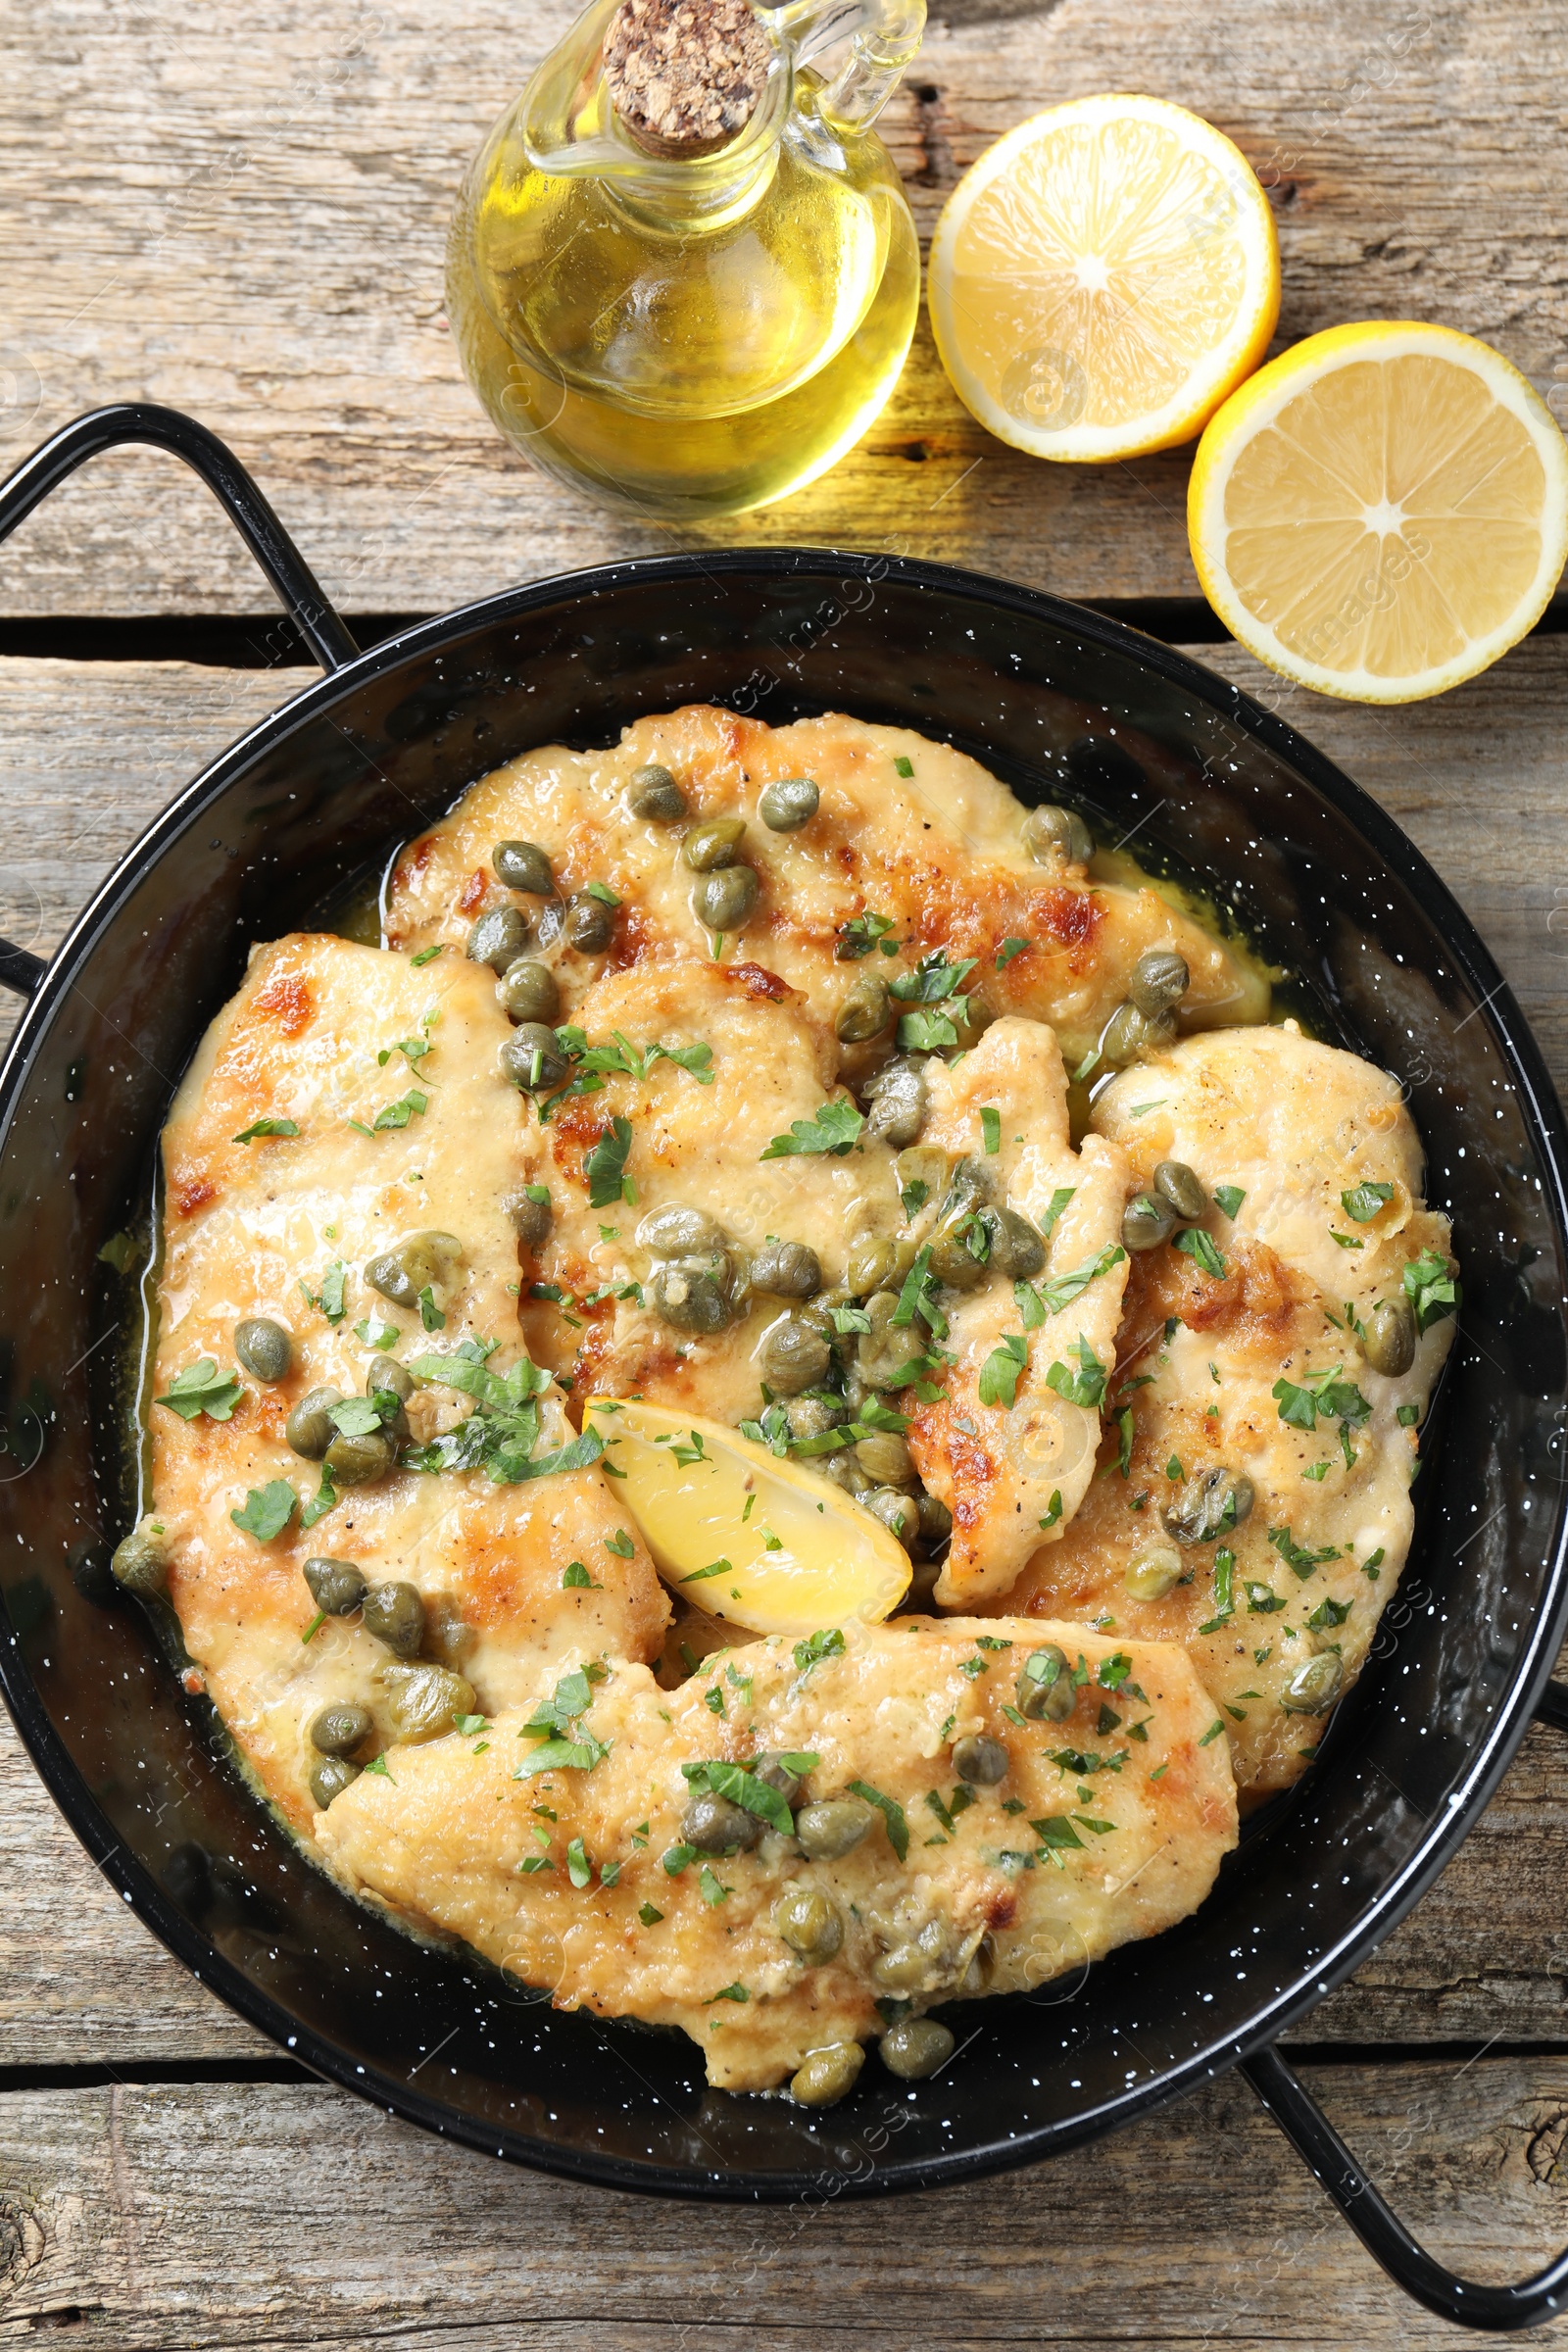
[315,1616,1237,2090]
[383,705,1268,1064]
[976,1027,1457,1795]
[147,934,667,1838]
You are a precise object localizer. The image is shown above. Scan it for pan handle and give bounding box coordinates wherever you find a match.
[0,403,361,1004]
[1241,1676,1568,2332]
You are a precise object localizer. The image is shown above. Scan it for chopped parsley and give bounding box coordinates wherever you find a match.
[1197,1547,1235,1634]
[404,1342,602,1486]
[354,1314,400,1350]
[409,943,443,967]
[1044,1335,1107,1411]
[299,1259,348,1325]
[1210,1184,1246,1218]
[683,1756,813,1838]
[349,1086,428,1136]
[1174,1227,1226,1279]
[793,1627,846,1673]
[1341,1181,1395,1223]
[1307,1595,1352,1629]
[978,1332,1029,1410]
[1039,1490,1063,1531]
[1273,1365,1371,1435]
[835,909,897,960]
[893,755,914,777]
[638,1902,663,1926]
[583,1116,637,1208]
[155,1358,243,1423]
[760,1099,863,1160]
[229,1479,297,1542]
[514,1667,609,1779]
[1269,1524,1342,1579]
[980,1105,1002,1155]
[847,1778,908,1861]
[605,1528,635,1558]
[1015,1242,1126,1325]
[561,1561,599,1590]
[231,1116,300,1144]
[995,935,1031,969]
[1403,1249,1459,1333]
[1038,1187,1075,1240]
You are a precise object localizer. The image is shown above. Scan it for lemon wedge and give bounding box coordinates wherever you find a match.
[927,93,1280,464]
[582,1400,910,1638]
[1189,321,1568,703]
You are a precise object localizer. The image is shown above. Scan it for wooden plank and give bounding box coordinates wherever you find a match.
[1,2060,1567,2343]
[0,0,1564,612]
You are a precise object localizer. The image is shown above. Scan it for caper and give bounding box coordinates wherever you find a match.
[627,762,687,820]
[957,1937,994,1996]
[500,1024,569,1093]
[365,1231,465,1308]
[847,1233,901,1296]
[1154,1159,1209,1222]
[310,1701,373,1757]
[785,1394,844,1442]
[1364,1297,1416,1378]
[865,1487,917,1547]
[466,905,531,972]
[682,815,748,871]
[504,1187,552,1249]
[952,1733,1008,1785]
[286,1385,343,1460]
[367,1356,415,1404]
[681,1792,760,1852]
[492,839,556,896]
[1163,1467,1254,1545]
[496,958,560,1025]
[863,1057,927,1149]
[362,1580,425,1657]
[856,1431,914,1487]
[310,1757,362,1808]
[773,1886,844,1962]
[562,893,613,954]
[1124,1542,1183,1600]
[835,979,891,1044]
[916,1492,952,1547]
[1101,1001,1178,1068]
[751,1240,821,1298]
[1122,1193,1177,1251]
[928,1216,991,1291]
[1022,804,1093,866]
[822,1451,873,1497]
[790,2042,864,2106]
[651,1253,739,1335]
[637,1202,726,1257]
[1281,1652,1345,1714]
[871,1940,931,1992]
[234,1316,292,1382]
[760,775,819,831]
[981,1205,1046,1280]
[857,1291,926,1390]
[1129,948,1190,1019]
[324,1428,396,1486]
[692,865,759,931]
[110,1528,168,1596]
[880,2017,955,2080]
[304,1555,368,1616]
[1016,1643,1074,1722]
[760,1317,832,1396]
[757,1753,807,1804]
[795,1796,875,1859]
[381,1661,476,1741]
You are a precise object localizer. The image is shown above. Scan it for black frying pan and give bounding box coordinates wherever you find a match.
[3,407,1568,2329]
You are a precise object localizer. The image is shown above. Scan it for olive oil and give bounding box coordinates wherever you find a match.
[446,0,924,519]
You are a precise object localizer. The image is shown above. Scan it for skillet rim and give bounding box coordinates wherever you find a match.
[2,545,1566,2200]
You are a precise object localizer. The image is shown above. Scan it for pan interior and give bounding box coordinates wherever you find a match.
[1,556,1563,2194]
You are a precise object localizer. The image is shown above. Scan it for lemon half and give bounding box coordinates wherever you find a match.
[582,1400,910,1638]
[928,93,1280,464]
[1190,320,1568,703]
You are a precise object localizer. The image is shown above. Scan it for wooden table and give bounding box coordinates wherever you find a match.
[3,1,1568,2339]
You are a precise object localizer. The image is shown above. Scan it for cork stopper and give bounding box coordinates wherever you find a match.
[603,0,774,161]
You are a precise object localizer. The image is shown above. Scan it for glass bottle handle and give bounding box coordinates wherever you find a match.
[767,0,925,133]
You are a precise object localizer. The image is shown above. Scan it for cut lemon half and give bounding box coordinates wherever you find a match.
[582,1399,910,1638]
[928,93,1280,463]
[1190,321,1568,703]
